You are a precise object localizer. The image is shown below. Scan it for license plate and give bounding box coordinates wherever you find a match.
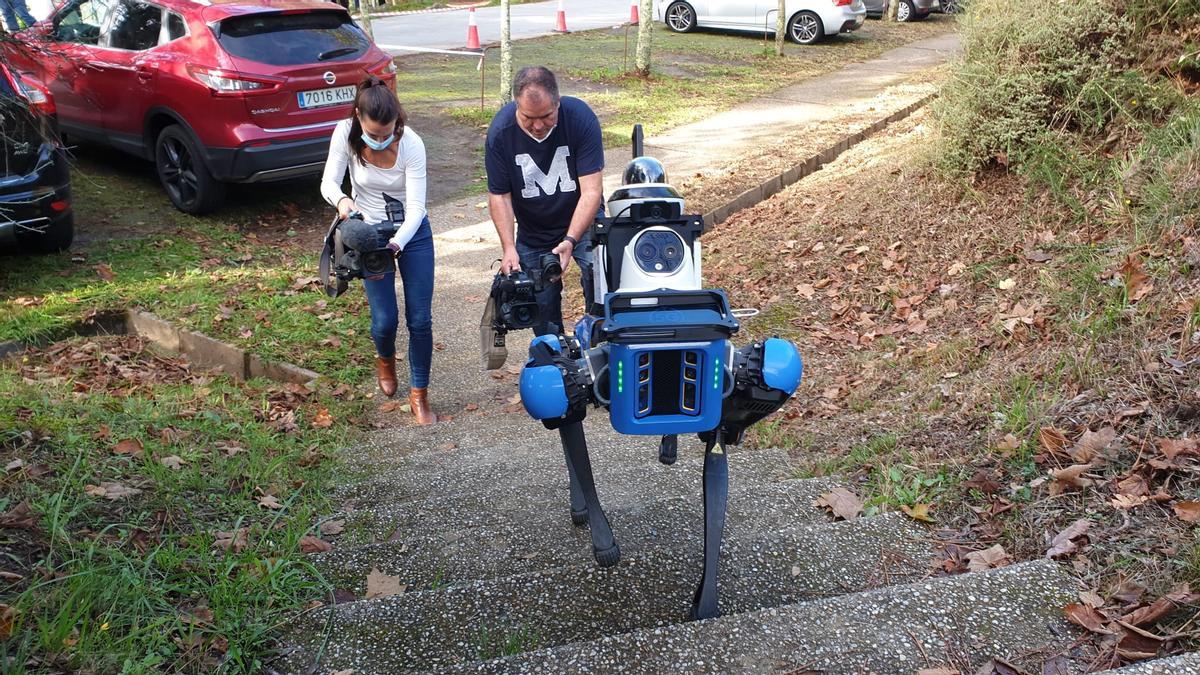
[297,85,355,110]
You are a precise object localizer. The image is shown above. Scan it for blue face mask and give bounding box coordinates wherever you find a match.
[361,132,395,151]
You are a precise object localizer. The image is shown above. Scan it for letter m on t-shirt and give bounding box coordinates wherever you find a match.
[515,146,577,199]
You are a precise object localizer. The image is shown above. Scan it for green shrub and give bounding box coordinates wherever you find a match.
[933,0,1136,175]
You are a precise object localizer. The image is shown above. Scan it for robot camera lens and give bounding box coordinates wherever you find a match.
[636,243,658,261]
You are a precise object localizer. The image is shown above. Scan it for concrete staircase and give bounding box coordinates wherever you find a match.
[277,415,1091,673]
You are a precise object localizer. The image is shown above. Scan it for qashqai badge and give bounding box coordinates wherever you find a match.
[323,72,337,85]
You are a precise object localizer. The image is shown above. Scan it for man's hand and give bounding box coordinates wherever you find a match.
[551,239,574,275]
[500,246,522,274]
[337,196,358,220]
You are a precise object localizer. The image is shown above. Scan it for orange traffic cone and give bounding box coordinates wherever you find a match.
[465,7,481,50]
[553,0,569,33]
[629,0,639,24]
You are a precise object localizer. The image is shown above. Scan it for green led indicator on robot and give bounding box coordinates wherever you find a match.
[713,358,720,389]
[617,361,624,394]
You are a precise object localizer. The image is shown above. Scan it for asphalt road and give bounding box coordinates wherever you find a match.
[372,0,638,54]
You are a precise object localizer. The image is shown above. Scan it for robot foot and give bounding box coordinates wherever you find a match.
[571,506,588,527]
[594,541,621,568]
[658,434,678,465]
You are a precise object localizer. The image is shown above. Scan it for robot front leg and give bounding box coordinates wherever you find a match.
[691,437,729,620]
[563,444,588,526]
[559,421,621,567]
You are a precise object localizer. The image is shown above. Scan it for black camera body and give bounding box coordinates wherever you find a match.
[480,250,567,369]
[334,196,406,280]
[491,270,540,330]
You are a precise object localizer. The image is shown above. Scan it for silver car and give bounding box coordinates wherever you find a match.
[861,0,935,21]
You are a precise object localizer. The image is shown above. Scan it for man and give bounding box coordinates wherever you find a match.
[485,66,604,337]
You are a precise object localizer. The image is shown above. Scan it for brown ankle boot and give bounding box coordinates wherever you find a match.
[408,387,437,425]
[375,356,397,397]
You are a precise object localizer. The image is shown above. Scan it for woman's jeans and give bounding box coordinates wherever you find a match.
[0,0,35,31]
[362,217,434,389]
[514,234,594,337]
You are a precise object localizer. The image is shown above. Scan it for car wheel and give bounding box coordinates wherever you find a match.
[787,11,823,45]
[941,0,961,13]
[664,1,696,33]
[897,0,915,21]
[155,125,226,215]
[17,213,74,254]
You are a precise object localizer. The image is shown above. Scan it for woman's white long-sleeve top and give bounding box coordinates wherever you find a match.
[320,118,428,250]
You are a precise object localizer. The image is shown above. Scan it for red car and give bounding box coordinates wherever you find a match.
[9,0,396,214]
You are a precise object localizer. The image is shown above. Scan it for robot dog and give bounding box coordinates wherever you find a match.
[516,127,804,620]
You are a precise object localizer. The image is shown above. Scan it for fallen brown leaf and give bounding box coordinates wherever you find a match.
[213,527,249,553]
[1064,603,1113,634]
[320,519,345,536]
[1173,501,1200,523]
[113,438,144,457]
[84,482,143,501]
[900,503,935,523]
[160,455,186,471]
[298,536,333,554]
[814,487,863,521]
[1071,427,1116,463]
[311,408,334,429]
[1046,518,1092,558]
[365,567,406,599]
[257,494,284,510]
[1049,464,1095,496]
[965,544,1011,572]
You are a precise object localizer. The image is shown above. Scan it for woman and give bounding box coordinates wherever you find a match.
[321,77,436,425]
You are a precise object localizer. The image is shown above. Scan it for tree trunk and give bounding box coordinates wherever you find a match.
[775,0,785,55]
[886,0,899,22]
[500,0,513,103]
[358,0,374,42]
[634,0,652,76]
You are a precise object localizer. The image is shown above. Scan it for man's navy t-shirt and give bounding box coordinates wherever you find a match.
[485,96,604,250]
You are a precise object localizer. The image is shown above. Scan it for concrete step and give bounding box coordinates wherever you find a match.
[283,512,928,673]
[338,408,783,476]
[332,442,797,519]
[316,476,847,594]
[455,559,1077,675]
[1098,653,1200,674]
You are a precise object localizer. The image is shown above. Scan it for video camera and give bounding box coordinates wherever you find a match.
[481,251,564,369]
[319,194,406,298]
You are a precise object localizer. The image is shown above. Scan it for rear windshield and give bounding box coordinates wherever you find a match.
[217,11,369,66]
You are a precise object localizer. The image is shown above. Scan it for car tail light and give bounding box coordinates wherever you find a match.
[187,65,282,95]
[833,0,853,5]
[370,58,397,76]
[17,74,55,117]
[50,200,70,212]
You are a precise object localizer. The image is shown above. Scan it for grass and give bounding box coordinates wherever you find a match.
[0,344,367,672]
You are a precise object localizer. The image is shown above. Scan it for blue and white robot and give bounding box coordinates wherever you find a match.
[518,126,804,620]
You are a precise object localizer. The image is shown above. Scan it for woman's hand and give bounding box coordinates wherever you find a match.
[337,196,358,220]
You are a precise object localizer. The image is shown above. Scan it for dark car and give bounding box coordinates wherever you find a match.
[0,62,73,254]
[8,0,396,215]
[862,0,935,21]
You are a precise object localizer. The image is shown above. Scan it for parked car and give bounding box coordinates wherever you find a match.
[654,0,867,45]
[862,0,935,21]
[7,0,396,214]
[0,61,73,254]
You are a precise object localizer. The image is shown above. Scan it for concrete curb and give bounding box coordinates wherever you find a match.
[1,310,319,385]
[700,93,936,231]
